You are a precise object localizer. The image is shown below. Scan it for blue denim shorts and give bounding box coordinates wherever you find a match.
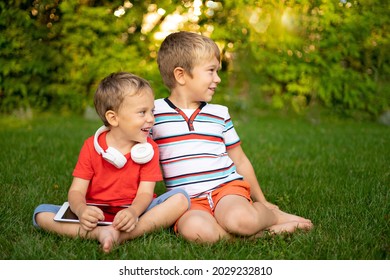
[32,188,190,228]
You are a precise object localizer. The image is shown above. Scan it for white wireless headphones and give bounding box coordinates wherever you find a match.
[93,126,154,168]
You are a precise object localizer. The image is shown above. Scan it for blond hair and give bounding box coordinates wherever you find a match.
[94,72,152,126]
[157,31,221,90]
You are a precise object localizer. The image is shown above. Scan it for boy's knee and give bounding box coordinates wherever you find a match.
[34,212,55,229]
[170,190,191,209]
[33,204,61,228]
[180,225,220,243]
[223,210,259,236]
[178,215,220,243]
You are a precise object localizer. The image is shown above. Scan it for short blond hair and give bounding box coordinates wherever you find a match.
[94,72,152,126]
[157,31,221,90]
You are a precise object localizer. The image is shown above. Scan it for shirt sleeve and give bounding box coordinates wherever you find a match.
[223,108,241,150]
[72,138,94,180]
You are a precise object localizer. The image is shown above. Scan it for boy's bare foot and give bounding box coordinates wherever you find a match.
[267,221,313,234]
[97,226,120,253]
[252,220,313,238]
[273,208,312,225]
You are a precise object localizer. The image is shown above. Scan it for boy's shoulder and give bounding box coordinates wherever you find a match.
[154,98,172,112]
[202,103,228,111]
[200,103,230,118]
[154,98,167,106]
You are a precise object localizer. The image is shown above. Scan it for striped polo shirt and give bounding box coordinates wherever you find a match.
[151,98,243,198]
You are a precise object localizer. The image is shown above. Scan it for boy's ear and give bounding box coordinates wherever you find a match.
[173,67,186,85]
[105,110,119,127]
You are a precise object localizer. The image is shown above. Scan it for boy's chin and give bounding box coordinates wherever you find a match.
[203,96,214,102]
[135,138,147,144]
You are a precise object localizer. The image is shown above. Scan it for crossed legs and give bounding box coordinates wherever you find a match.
[177,195,313,243]
[34,192,189,253]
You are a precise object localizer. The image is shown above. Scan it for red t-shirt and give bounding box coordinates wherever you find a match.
[72,131,162,206]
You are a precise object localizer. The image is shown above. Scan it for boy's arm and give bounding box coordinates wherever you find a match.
[126,181,155,217]
[112,181,155,232]
[68,177,105,230]
[227,145,278,209]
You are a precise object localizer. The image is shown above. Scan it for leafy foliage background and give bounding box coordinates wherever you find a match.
[1,0,389,118]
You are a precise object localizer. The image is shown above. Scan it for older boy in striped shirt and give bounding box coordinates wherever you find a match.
[152,31,313,243]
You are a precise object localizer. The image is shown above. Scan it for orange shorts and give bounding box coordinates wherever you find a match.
[190,180,252,215]
[174,180,252,232]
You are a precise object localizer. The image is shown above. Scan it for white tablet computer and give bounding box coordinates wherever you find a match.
[53,202,128,225]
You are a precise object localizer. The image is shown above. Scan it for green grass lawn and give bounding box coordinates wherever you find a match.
[0,113,388,260]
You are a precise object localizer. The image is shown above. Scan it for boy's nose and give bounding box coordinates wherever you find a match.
[215,73,221,84]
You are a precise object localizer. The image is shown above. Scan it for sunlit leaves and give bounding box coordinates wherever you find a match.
[1,0,389,117]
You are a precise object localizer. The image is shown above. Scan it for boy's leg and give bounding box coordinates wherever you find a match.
[33,204,90,238]
[212,181,276,236]
[260,206,313,234]
[34,204,122,253]
[214,180,313,237]
[176,209,231,243]
[35,211,120,253]
[215,197,313,237]
[118,190,190,243]
[215,195,278,236]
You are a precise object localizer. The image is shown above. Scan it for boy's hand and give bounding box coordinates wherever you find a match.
[77,205,105,231]
[112,207,139,232]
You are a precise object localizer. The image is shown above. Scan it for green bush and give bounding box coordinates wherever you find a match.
[1,1,388,118]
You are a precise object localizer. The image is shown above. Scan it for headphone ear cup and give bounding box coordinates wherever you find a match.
[131,142,154,164]
[103,147,127,168]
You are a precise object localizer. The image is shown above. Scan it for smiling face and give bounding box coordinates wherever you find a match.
[115,89,155,144]
[157,31,221,93]
[184,56,221,104]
